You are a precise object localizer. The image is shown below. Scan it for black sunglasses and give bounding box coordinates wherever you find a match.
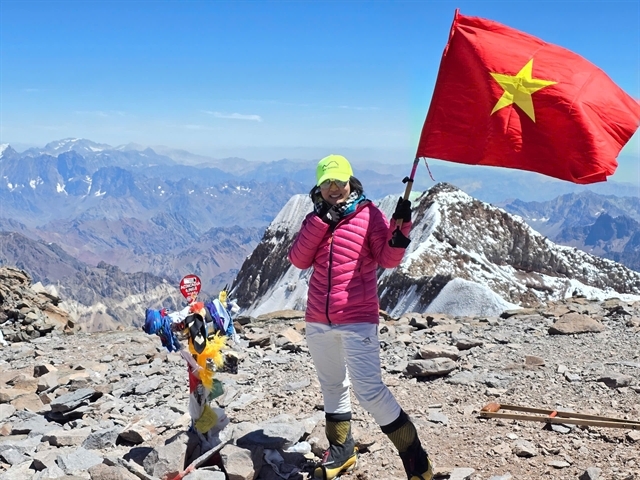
[319,179,349,190]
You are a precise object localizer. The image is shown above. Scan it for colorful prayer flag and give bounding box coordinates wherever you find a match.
[416,10,640,184]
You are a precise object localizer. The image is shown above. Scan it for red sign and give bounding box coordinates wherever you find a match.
[179,274,201,303]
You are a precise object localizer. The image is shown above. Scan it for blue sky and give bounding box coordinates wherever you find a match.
[1,0,639,182]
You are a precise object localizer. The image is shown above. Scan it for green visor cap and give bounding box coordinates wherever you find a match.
[316,154,353,186]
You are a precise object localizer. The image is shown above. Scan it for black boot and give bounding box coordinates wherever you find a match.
[399,437,433,480]
[314,412,358,479]
[382,411,433,480]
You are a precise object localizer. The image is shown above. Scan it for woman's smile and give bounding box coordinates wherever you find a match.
[321,181,351,205]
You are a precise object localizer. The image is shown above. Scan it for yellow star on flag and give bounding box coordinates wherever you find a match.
[490,59,556,122]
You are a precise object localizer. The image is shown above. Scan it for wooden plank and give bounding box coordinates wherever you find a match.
[480,412,640,430]
[482,403,640,426]
[499,404,640,424]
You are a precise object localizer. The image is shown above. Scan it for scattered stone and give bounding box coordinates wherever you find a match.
[626,430,640,443]
[82,427,121,450]
[419,345,460,361]
[0,447,29,465]
[55,447,103,474]
[221,444,262,480]
[406,358,456,377]
[524,355,545,366]
[428,410,449,425]
[580,467,602,480]
[451,335,483,350]
[597,372,633,389]
[49,388,97,413]
[276,327,304,347]
[43,427,92,446]
[550,424,571,434]
[283,378,310,391]
[565,372,581,382]
[118,423,154,444]
[0,405,16,422]
[183,471,226,480]
[143,432,189,478]
[134,377,163,395]
[88,463,139,480]
[449,467,476,480]
[33,364,57,378]
[512,439,537,458]
[445,371,477,386]
[548,313,606,335]
[1,288,639,479]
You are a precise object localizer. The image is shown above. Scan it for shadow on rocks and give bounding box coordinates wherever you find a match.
[123,446,154,466]
[235,430,311,478]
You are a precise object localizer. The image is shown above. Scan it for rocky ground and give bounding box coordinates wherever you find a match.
[1,269,640,479]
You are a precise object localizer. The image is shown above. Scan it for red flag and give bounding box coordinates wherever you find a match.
[416,10,640,184]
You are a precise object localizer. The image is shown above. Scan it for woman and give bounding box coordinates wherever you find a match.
[288,154,433,480]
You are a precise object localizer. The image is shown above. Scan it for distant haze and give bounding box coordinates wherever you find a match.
[7,140,638,190]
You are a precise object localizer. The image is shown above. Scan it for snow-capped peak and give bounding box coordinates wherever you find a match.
[231,182,640,319]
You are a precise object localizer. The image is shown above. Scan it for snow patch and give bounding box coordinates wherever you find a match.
[269,195,312,234]
[564,279,640,303]
[246,266,311,317]
[0,144,8,157]
[387,284,422,316]
[424,278,519,317]
[32,282,59,297]
[238,184,640,320]
[404,200,440,268]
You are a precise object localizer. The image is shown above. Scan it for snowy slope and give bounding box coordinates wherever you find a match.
[232,184,640,318]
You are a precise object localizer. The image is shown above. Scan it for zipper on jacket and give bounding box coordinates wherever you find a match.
[325,231,335,324]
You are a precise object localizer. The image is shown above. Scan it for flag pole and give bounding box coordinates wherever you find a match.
[395,157,420,229]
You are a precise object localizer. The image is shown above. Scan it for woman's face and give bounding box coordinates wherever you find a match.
[320,179,351,205]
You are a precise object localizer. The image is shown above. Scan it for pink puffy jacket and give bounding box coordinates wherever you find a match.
[288,200,411,325]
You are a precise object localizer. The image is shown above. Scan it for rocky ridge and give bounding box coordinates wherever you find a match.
[0,267,74,345]
[501,192,640,273]
[0,259,182,334]
[0,281,639,479]
[380,184,640,313]
[232,183,640,319]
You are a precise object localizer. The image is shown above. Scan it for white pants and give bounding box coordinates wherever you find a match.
[306,322,401,427]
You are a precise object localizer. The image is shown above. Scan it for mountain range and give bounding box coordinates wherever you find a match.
[231,183,640,320]
[501,192,640,270]
[0,231,181,332]
[1,138,640,329]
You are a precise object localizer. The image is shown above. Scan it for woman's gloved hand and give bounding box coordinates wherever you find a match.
[389,228,411,248]
[392,197,412,223]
